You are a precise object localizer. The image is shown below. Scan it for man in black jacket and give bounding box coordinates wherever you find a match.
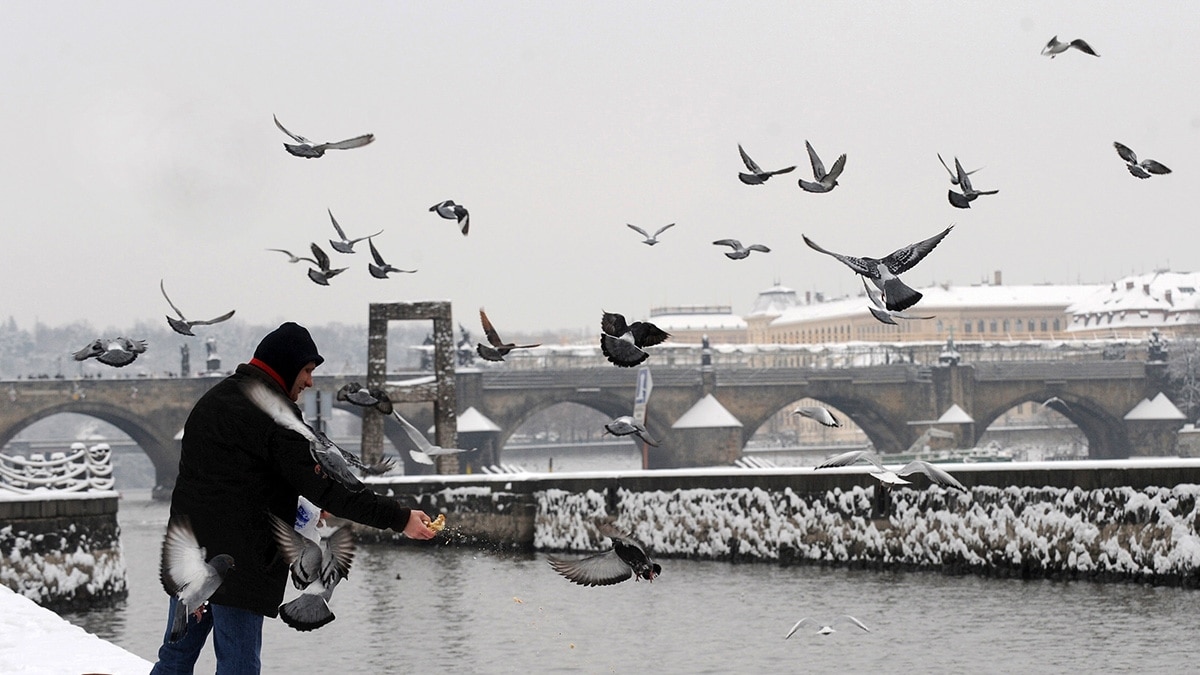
[151,322,436,674]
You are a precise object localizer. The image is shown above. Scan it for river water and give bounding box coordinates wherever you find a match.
[63,490,1197,674]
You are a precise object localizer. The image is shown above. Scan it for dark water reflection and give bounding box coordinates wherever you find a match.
[62,491,1197,674]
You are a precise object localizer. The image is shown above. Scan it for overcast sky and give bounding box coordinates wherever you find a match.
[4,2,1199,338]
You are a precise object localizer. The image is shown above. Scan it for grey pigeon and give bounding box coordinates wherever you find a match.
[160,280,235,337]
[390,410,470,466]
[626,223,675,245]
[603,415,659,446]
[72,337,148,368]
[600,311,670,367]
[947,156,998,209]
[327,209,382,254]
[430,200,470,235]
[336,382,393,414]
[1113,142,1171,179]
[367,238,416,279]
[802,225,953,312]
[547,522,661,587]
[476,308,540,362]
[270,514,356,632]
[160,514,235,643]
[273,114,374,158]
[306,243,348,286]
[815,449,967,492]
[792,406,841,428]
[937,153,980,186]
[713,239,771,260]
[862,277,934,325]
[1041,35,1098,58]
[785,615,870,638]
[797,140,846,193]
[267,248,318,265]
[737,144,796,185]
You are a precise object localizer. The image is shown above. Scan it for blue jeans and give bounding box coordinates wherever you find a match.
[150,600,264,675]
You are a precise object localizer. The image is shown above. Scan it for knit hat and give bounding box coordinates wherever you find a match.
[252,322,325,390]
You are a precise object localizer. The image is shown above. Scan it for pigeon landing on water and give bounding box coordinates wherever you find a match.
[626,223,676,246]
[797,140,846,193]
[72,337,148,367]
[159,280,235,337]
[802,225,954,312]
[947,157,998,209]
[241,378,393,491]
[273,114,374,158]
[306,243,348,286]
[1041,35,1099,58]
[390,410,470,466]
[1113,142,1172,180]
[815,449,967,492]
[785,615,871,639]
[736,144,796,185]
[862,277,935,325]
[600,311,670,367]
[713,239,771,260]
[268,513,355,631]
[547,523,661,587]
[367,238,416,279]
[603,415,659,447]
[336,382,393,414]
[476,309,540,362]
[327,210,382,254]
[937,153,980,186]
[430,200,470,235]
[792,406,841,428]
[160,514,235,643]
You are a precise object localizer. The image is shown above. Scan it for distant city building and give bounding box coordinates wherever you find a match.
[648,305,747,344]
[1066,270,1200,339]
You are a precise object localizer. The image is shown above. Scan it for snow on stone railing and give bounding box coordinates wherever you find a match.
[534,484,1200,586]
[0,443,115,494]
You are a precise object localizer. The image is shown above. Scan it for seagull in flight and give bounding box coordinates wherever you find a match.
[1113,142,1171,179]
[713,239,770,260]
[785,615,870,638]
[793,406,841,428]
[159,280,235,337]
[430,200,470,235]
[626,223,675,246]
[327,210,382,254]
[306,243,348,286]
[803,225,953,312]
[603,415,659,447]
[1041,35,1099,58]
[390,410,469,466]
[273,114,374,158]
[600,311,670,367]
[737,144,796,185]
[815,449,967,492]
[937,153,980,186]
[73,337,148,368]
[947,157,998,209]
[797,140,846,193]
[476,309,540,362]
[547,522,661,587]
[367,238,416,279]
[267,248,318,265]
[862,277,934,325]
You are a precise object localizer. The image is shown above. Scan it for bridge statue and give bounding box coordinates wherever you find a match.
[180,343,190,378]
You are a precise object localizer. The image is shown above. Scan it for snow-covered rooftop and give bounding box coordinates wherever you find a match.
[1124,392,1187,421]
[938,404,975,423]
[458,406,501,433]
[1067,271,1200,331]
[648,312,747,332]
[672,393,743,429]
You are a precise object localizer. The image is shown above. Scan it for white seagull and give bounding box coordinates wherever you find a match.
[737,144,797,185]
[785,615,870,638]
[814,449,968,492]
[390,410,469,465]
[797,140,846,193]
[792,406,841,428]
[267,248,318,265]
[1041,36,1098,58]
[273,114,374,158]
[626,223,676,246]
[1113,142,1171,180]
[803,225,954,312]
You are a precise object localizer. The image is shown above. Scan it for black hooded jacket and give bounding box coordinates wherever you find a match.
[169,362,410,617]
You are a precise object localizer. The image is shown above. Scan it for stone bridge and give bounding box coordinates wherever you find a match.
[0,358,1182,495]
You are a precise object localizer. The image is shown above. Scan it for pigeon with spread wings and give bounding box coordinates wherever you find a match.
[547,523,661,587]
[476,309,540,362]
[160,280,235,337]
[797,140,846,193]
[803,225,953,312]
[367,238,416,279]
[600,311,670,367]
[737,144,796,185]
[1113,142,1171,180]
[626,223,675,246]
[306,243,348,286]
[73,337,148,368]
[1041,35,1098,58]
[160,514,235,643]
[713,239,770,260]
[273,114,374,159]
[327,210,382,254]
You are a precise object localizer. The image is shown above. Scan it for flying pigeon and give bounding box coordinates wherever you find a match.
[600,311,670,367]
[862,277,934,325]
[273,114,374,159]
[947,157,998,209]
[72,337,148,367]
[1041,35,1098,58]
[241,378,393,491]
[815,449,968,492]
[626,223,676,245]
[937,153,980,186]
[476,309,540,362]
[327,209,382,254]
[430,200,470,235]
[792,406,841,428]
[367,238,416,279]
[159,280,235,337]
[390,410,470,466]
[160,514,235,643]
[737,144,797,185]
[785,615,871,639]
[713,239,771,260]
[797,140,846,193]
[335,382,393,414]
[603,415,659,447]
[268,512,355,631]
[267,248,318,265]
[802,225,954,312]
[1113,142,1171,179]
[306,243,348,286]
[547,522,661,587]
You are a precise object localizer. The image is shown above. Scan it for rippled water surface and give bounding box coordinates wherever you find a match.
[63,491,1197,674]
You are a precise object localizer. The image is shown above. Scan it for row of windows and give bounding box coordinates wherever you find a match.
[961,318,1060,334]
[769,316,1065,343]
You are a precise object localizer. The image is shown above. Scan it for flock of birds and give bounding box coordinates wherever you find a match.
[152,33,1167,642]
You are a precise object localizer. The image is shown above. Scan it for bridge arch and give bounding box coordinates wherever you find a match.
[974,392,1128,460]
